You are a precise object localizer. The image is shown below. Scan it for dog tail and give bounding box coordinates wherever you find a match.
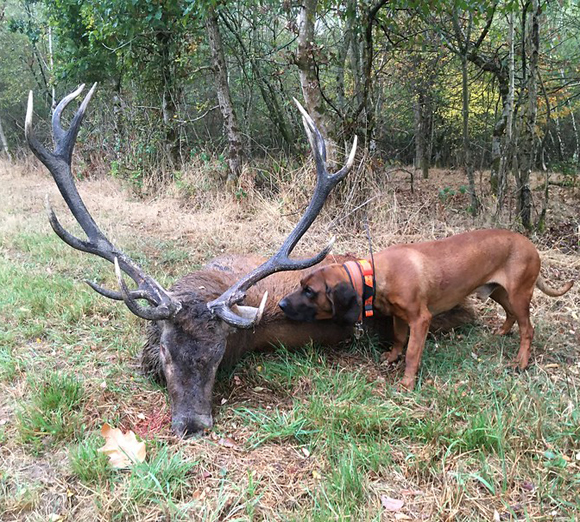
[535,275,574,297]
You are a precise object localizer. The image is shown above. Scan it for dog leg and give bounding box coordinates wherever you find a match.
[490,286,516,335]
[400,311,432,390]
[382,316,408,363]
[509,292,535,370]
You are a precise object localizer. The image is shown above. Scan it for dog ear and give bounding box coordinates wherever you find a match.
[328,282,361,324]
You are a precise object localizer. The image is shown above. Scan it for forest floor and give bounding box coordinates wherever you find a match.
[0,156,579,521]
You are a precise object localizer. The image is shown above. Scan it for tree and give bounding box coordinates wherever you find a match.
[0,116,11,160]
[515,0,541,230]
[294,0,334,149]
[205,5,244,184]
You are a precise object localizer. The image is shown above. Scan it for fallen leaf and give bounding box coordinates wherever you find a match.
[136,412,146,420]
[493,509,501,522]
[98,423,146,469]
[192,488,206,501]
[218,437,237,449]
[381,496,404,512]
[312,469,322,479]
[253,386,264,392]
[48,515,64,522]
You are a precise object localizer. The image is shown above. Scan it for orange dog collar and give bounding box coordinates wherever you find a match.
[342,259,375,321]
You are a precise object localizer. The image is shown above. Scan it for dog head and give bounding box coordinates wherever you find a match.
[278,265,361,324]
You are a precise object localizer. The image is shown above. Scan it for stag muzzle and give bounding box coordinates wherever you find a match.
[171,413,214,438]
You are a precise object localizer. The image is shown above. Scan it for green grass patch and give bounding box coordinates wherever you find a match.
[16,372,86,453]
[126,443,196,506]
[69,432,113,485]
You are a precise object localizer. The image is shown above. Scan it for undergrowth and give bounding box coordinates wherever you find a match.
[1,160,578,520]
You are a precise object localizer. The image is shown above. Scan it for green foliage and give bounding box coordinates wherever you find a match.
[69,433,113,485]
[126,443,196,505]
[17,372,85,453]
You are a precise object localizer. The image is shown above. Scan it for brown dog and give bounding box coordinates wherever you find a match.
[279,229,573,390]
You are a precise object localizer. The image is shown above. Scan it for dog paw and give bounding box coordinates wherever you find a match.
[380,350,401,364]
[495,327,513,336]
[399,376,416,391]
[510,356,530,371]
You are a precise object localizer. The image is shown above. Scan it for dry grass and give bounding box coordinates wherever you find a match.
[0,156,578,521]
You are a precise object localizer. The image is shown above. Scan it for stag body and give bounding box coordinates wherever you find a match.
[140,255,359,435]
[25,85,359,437]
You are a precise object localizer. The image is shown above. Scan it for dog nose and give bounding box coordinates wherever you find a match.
[279,298,289,312]
[172,414,213,439]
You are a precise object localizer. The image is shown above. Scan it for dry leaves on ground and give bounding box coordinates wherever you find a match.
[98,423,146,469]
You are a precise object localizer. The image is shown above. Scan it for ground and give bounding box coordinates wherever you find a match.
[0,156,578,521]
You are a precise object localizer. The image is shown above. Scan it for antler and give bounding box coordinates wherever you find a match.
[25,84,181,321]
[207,99,358,328]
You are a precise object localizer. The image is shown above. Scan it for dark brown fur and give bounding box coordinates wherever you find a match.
[140,254,476,436]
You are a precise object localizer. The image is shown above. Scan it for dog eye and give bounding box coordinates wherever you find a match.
[304,287,315,299]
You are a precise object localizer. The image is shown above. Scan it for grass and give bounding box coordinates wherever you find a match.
[16,372,86,454]
[1,160,579,520]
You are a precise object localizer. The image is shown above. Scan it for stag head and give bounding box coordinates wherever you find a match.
[26,85,357,437]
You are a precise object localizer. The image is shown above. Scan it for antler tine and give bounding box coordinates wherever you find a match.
[27,86,181,321]
[52,84,86,148]
[207,103,357,329]
[85,279,155,303]
[115,259,179,321]
[294,98,357,183]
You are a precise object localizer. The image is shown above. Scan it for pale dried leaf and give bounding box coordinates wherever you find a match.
[98,423,146,469]
[381,495,404,512]
[218,437,237,449]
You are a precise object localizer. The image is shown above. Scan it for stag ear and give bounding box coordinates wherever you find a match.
[328,282,360,325]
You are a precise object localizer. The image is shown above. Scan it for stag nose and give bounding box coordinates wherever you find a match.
[172,414,213,439]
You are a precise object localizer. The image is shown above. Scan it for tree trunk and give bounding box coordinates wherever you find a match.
[461,53,479,214]
[0,117,11,161]
[496,10,515,213]
[561,70,580,164]
[157,31,180,166]
[295,0,335,158]
[516,0,540,230]
[206,7,244,184]
[414,90,430,179]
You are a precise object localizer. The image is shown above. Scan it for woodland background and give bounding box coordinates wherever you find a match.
[1,0,580,230]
